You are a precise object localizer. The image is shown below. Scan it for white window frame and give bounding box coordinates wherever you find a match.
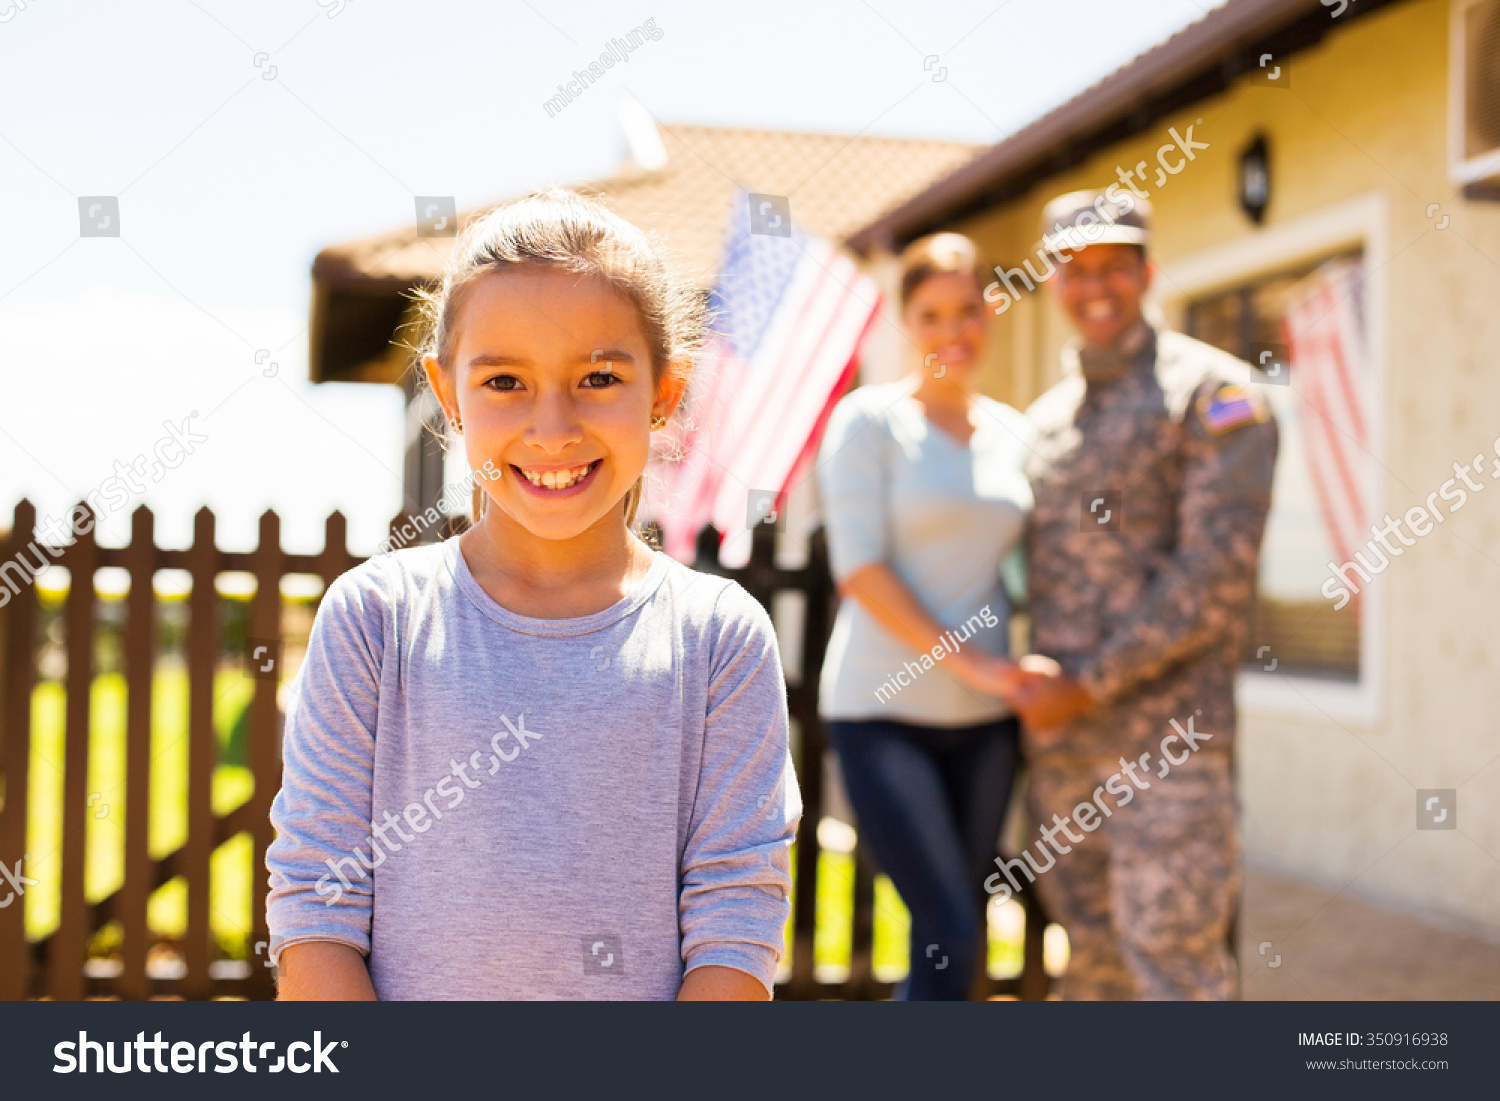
[1450,0,1500,186]
[1153,191,1389,725]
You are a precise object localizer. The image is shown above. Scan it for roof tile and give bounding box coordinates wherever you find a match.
[313,123,983,289]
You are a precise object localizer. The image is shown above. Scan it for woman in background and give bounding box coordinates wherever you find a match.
[816,232,1033,999]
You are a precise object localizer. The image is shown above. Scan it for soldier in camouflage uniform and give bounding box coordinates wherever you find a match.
[1007,190,1279,1000]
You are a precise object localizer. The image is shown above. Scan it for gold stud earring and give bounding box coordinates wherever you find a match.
[650,414,667,430]
[450,417,462,434]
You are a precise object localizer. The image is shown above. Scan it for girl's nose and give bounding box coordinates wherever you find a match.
[524,393,584,453]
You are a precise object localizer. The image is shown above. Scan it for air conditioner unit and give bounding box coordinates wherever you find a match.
[1451,0,1500,186]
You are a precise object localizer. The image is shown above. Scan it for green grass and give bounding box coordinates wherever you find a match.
[24,666,258,957]
[791,846,1028,983]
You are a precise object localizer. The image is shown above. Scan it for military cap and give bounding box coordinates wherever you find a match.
[1039,189,1153,254]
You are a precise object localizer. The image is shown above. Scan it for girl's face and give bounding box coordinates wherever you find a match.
[902,270,988,387]
[426,267,682,544]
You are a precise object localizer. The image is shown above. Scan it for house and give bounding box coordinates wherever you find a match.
[846,0,1500,938]
[306,113,982,522]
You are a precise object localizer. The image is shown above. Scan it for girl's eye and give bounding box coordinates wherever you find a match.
[484,374,523,392]
[582,370,621,388]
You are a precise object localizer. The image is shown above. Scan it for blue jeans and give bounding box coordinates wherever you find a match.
[828,716,1019,1000]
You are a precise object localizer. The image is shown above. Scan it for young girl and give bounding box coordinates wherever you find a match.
[265,188,801,1001]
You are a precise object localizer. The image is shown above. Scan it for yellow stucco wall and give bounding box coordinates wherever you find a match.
[926,0,1500,935]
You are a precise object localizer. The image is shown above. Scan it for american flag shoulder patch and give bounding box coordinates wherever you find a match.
[1196,383,1270,436]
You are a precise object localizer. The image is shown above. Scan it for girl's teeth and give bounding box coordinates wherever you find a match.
[524,462,592,489]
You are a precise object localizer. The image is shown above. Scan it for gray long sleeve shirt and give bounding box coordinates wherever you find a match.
[264,536,801,1000]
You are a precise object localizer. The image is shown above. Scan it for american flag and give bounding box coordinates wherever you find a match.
[1282,258,1370,593]
[643,191,882,564]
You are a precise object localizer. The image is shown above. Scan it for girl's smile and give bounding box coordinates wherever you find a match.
[512,458,603,495]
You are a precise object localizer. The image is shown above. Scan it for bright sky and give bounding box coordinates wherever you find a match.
[0,0,1224,555]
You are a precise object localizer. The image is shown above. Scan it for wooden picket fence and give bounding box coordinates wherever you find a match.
[0,499,1051,1000]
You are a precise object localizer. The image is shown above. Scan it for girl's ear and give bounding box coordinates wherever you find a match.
[653,360,690,421]
[422,354,457,422]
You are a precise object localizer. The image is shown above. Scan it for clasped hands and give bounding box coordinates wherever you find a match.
[955,652,1097,734]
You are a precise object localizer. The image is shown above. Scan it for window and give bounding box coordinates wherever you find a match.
[1186,250,1367,681]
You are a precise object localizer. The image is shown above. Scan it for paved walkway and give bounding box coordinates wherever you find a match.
[1237,864,1500,1000]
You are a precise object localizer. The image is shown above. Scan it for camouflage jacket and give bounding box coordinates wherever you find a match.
[1023,323,1279,759]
